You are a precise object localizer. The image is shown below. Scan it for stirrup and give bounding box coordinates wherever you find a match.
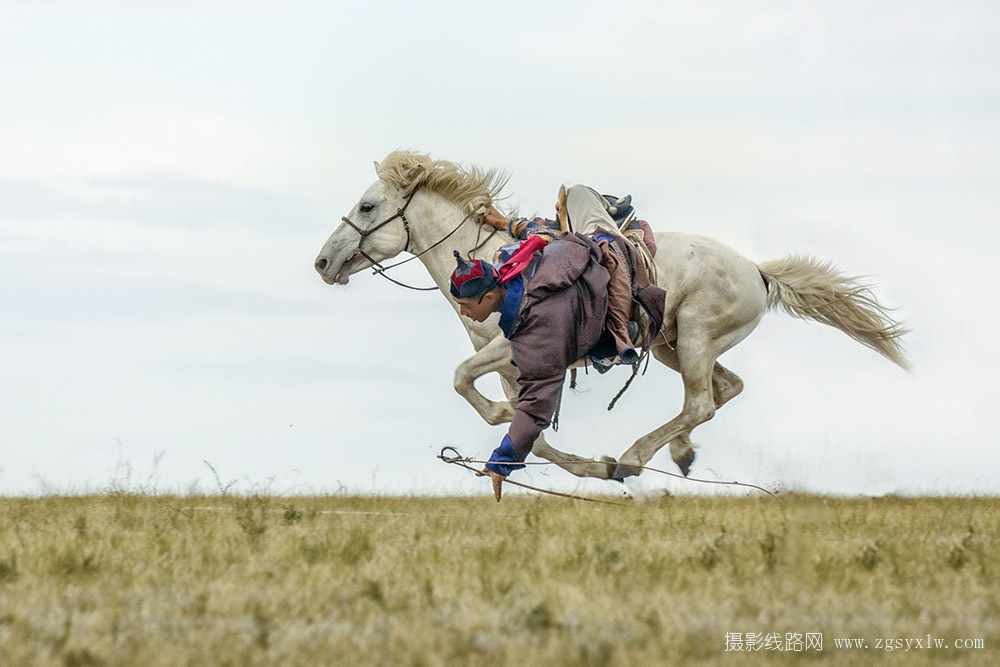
[603,193,635,231]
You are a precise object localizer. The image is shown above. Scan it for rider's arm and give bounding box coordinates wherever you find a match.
[501,304,572,462]
[482,206,509,231]
[508,217,560,243]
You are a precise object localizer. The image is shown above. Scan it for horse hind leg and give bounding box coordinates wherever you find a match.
[670,362,746,474]
[637,342,745,476]
[646,342,698,475]
[712,362,744,407]
[669,433,697,477]
[612,336,719,480]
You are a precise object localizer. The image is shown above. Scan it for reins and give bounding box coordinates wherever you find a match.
[347,195,776,504]
[438,447,777,501]
[340,186,488,292]
[468,221,500,258]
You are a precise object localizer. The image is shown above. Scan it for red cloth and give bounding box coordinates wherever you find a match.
[497,235,549,284]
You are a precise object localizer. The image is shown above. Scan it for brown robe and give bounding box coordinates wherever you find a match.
[503,232,666,460]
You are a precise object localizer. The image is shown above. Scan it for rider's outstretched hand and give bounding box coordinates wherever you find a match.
[475,467,505,501]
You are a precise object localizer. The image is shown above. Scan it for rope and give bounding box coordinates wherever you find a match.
[346,190,487,291]
[373,207,480,273]
[551,385,564,432]
[607,356,641,411]
[438,447,777,500]
[355,247,438,291]
[438,448,628,506]
[468,224,500,259]
[606,345,654,411]
[357,210,477,291]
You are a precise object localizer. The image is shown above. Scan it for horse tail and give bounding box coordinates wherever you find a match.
[758,255,911,371]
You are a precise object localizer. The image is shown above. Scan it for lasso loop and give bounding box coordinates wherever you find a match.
[438,446,465,464]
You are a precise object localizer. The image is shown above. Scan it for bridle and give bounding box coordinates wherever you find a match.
[339,186,421,287]
[339,185,500,291]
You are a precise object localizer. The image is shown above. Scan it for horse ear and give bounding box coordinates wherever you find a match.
[373,161,381,174]
[402,164,424,188]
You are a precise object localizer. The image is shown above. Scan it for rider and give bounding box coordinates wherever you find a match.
[451,188,666,499]
[484,184,657,370]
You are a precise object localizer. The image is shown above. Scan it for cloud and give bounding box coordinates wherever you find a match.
[0,177,335,329]
[0,274,309,324]
[0,174,326,233]
[1,0,997,495]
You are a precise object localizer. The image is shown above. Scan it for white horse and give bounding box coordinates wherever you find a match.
[315,151,909,480]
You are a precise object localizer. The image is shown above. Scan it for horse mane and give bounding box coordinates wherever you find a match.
[377,150,510,218]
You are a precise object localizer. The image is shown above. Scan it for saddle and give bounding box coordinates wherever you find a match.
[603,193,634,227]
[556,185,658,282]
[603,193,658,284]
[551,185,666,372]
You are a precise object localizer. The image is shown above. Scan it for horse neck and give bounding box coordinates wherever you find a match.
[408,192,509,293]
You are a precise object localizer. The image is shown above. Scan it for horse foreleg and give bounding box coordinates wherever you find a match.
[453,335,516,425]
[529,434,619,480]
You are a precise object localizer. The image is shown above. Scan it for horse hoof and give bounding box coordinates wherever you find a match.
[611,462,641,480]
[600,456,623,483]
[676,449,696,477]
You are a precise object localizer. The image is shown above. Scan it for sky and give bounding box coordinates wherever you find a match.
[1,0,998,497]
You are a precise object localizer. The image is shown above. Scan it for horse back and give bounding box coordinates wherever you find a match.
[651,232,768,333]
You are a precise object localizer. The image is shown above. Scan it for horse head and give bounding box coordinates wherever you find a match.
[314,150,504,286]
[314,163,419,286]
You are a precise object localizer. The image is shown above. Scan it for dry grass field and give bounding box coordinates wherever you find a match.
[0,492,997,666]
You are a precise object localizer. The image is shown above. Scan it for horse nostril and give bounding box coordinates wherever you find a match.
[315,257,328,272]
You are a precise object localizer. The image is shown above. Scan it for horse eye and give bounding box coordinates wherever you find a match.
[359,202,375,214]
